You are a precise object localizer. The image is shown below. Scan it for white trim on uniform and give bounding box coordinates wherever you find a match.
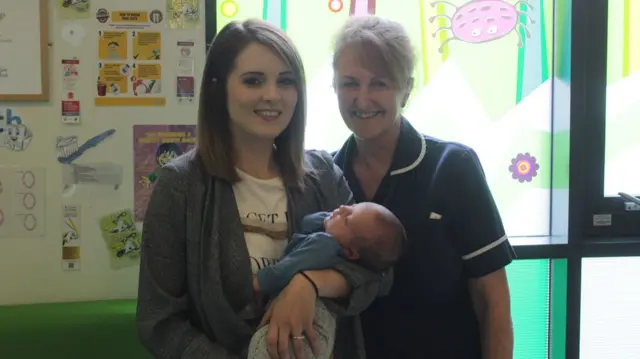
[461,234,509,260]
[390,134,427,176]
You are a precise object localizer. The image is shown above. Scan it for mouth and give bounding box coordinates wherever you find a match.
[254,110,282,121]
[351,111,383,119]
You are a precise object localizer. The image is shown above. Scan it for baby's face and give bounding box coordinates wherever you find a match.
[323,203,378,248]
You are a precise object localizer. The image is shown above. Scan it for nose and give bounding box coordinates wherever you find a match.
[353,86,373,109]
[262,81,282,102]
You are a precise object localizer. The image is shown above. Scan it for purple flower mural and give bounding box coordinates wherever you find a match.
[509,152,540,183]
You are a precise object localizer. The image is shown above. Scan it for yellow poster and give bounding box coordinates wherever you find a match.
[131,64,162,96]
[98,31,128,60]
[132,31,162,60]
[95,14,165,107]
[97,63,130,95]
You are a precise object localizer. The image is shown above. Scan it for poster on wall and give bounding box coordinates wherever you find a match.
[133,125,196,221]
[61,58,81,124]
[94,8,166,107]
[0,166,46,238]
[177,40,196,103]
[98,209,141,269]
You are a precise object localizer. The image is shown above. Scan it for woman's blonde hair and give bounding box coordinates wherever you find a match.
[197,19,307,188]
[332,15,415,89]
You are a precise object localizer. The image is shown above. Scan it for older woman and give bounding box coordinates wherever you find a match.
[331,16,516,359]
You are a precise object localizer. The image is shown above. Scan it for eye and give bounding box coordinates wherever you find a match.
[471,29,481,36]
[341,80,358,88]
[371,80,388,88]
[487,26,498,34]
[278,77,296,86]
[242,77,263,86]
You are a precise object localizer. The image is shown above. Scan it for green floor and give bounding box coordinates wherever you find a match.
[0,300,151,359]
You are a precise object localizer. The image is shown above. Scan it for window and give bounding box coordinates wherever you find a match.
[580,257,640,358]
[578,0,640,236]
[217,0,568,238]
[604,0,640,198]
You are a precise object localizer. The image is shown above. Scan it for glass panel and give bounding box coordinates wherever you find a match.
[217,0,558,236]
[580,257,640,358]
[507,259,551,359]
[605,0,640,197]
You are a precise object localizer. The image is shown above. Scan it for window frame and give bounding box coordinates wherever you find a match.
[575,0,640,238]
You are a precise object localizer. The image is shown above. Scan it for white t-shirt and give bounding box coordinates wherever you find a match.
[233,168,289,276]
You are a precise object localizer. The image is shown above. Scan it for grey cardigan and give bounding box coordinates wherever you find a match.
[136,149,390,359]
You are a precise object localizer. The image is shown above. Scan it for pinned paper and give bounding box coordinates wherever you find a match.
[98,209,142,269]
[62,58,81,124]
[61,23,87,46]
[56,129,115,163]
[62,162,123,195]
[176,40,195,103]
[0,108,33,151]
[62,204,81,271]
[0,166,46,238]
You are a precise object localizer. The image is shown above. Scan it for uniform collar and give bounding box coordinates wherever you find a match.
[334,117,427,176]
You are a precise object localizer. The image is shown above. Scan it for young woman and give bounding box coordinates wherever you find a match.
[331,16,516,359]
[136,19,386,359]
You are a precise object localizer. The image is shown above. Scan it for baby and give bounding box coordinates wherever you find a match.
[248,202,406,359]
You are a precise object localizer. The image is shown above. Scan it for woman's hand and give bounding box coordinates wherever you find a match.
[260,273,319,359]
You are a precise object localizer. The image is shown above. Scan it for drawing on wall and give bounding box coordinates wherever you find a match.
[219,0,239,17]
[133,125,196,221]
[56,129,116,163]
[94,10,166,107]
[58,0,91,19]
[509,152,540,183]
[62,204,81,271]
[167,0,200,29]
[0,107,33,151]
[0,166,46,238]
[429,0,535,53]
[98,209,142,269]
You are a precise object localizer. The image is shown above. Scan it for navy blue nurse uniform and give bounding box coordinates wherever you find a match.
[333,119,516,359]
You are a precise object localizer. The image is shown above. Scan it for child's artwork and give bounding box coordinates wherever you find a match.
[98,209,142,269]
[166,0,200,29]
[133,125,196,221]
[0,107,34,152]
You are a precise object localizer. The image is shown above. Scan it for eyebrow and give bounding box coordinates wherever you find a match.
[341,75,389,82]
[240,70,294,76]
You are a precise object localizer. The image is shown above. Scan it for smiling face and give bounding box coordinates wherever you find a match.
[334,45,412,141]
[226,42,298,143]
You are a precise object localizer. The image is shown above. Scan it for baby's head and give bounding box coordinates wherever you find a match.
[324,202,406,271]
